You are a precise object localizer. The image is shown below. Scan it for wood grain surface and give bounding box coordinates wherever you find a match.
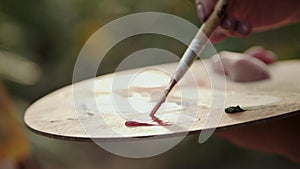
[24,60,300,141]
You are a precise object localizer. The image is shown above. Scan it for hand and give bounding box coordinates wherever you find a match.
[216,113,300,163]
[211,47,300,162]
[212,46,276,82]
[195,0,300,42]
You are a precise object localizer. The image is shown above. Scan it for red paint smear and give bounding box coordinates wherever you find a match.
[125,121,155,126]
[152,116,171,126]
[125,79,177,127]
[125,116,171,127]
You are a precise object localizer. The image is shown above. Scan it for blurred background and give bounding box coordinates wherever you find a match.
[0,0,299,168]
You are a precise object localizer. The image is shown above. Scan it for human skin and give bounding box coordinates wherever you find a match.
[212,48,300,163]
[211,46,277,82]
[216,113,300,163]
[195,0,300,162]
[195,0,300,42]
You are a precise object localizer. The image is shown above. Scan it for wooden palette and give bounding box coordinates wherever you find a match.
[24,60,300,141]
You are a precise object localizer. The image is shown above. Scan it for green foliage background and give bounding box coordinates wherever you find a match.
[0,0,299,168]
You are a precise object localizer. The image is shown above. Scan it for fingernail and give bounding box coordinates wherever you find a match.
[221,17,235,30]
[197,4,206,22]
[237,21,251,36]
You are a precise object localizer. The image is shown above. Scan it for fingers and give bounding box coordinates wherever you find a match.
[212,51,271,82]
[216,114,300,163]
[209,19,251,43]
[195,0,252,42]
[220,18,252,37]
[210,17,252,43]
[211,46,277,82]
[220,15,236,30]
[244,46,277,64]
[235,20,252,36]
[221,18,251,35]
[195,0,218,22]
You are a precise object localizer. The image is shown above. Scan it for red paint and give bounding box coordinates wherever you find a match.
[125,121,155,126]
[151,116,171,126]
[125,79,177,127]
[125,117,171,127]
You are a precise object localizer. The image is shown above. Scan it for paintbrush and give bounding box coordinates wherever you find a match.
[149,0,231,120]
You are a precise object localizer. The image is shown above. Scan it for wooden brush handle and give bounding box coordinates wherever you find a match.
[199,0,231,37]
[172,0,231,82]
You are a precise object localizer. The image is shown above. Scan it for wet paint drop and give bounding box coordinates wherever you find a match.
[225,105,245,114]
[125,116,171,127]
[124,79,177,127]
[125,121,155,127]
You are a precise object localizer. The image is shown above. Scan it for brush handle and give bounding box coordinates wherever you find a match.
[199,0,231,38]
[172,0,231,82]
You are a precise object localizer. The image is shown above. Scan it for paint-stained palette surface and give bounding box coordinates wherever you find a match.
[24,60,300,141]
